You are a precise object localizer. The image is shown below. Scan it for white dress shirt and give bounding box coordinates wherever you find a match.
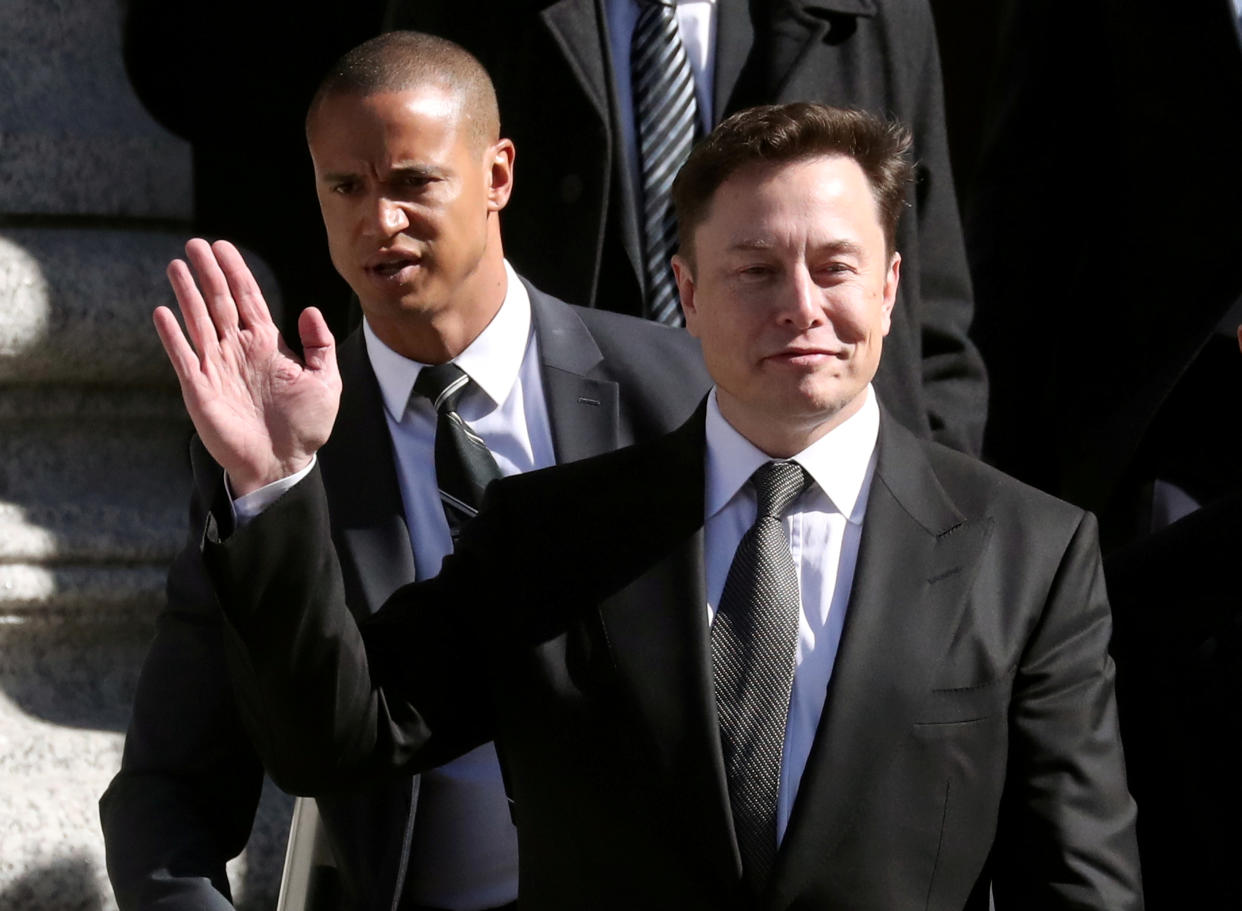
[606,0,718,203]
[703,385,879,842]
[235,260,551,910]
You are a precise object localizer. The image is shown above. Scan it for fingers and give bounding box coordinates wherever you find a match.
[152,305,201,388]
[298,307,339,380]
[184,238,241,335]
[167,256,219,358]
[213,239,275,330]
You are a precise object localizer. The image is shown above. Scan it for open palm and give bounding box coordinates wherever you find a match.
[153,238,341,495]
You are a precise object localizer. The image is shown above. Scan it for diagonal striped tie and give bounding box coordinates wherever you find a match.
[632,0,699,326]
[412,362,503,540]
[711,460,810,896]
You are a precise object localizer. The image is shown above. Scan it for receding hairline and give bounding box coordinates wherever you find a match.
[305,31,500,150]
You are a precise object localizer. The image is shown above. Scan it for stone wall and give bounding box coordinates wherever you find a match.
[0,2,290,907]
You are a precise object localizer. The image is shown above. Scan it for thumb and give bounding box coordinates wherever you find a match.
[298,307,337,376]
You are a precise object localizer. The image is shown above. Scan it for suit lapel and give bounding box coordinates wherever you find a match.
[716,0,875,115]
[540,0,645,298]
[714,0,756,119]
[540,0,611,121]
[594,411,743,894]
[528,283,622,463]
[318,331,417,614]
[766,413,991,903]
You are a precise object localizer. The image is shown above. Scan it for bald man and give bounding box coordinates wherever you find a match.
[100,32,710,911]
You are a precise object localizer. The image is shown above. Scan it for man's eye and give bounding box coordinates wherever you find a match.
[331,181,359,196]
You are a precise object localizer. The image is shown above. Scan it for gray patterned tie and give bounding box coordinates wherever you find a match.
[711,460,810,894]
[412,363,503,541]
[632,0,699,326]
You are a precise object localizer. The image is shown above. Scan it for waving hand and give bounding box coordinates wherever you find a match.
[153,239,342,496]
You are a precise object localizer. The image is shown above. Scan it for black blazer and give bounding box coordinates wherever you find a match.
[390,0,988,456]
[208,406,1142,910]
[99,281,712,910]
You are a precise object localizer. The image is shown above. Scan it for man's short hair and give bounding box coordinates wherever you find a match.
[307,31,499,151]
[672,103,914,265]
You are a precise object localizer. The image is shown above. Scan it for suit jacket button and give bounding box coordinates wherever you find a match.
[559,174,583,204]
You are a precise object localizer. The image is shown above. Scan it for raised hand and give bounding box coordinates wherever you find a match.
[153,238,342,496]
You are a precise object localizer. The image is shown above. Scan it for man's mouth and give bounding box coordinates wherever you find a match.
[366,250,422,278]
[766,346,843,364]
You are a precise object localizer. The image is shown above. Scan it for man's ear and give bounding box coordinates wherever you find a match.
[880,251,901,336]
[671,254,698,335]
[487,138,516,211]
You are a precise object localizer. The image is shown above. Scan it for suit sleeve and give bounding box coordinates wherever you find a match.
[991,511,1143,909]
[99,449,261,910]
[906,6,989,456]
[203,462,496,796]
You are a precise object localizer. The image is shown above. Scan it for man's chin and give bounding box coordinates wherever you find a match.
[356,287,443,322]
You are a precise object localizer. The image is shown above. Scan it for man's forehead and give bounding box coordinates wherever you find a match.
[702,156,878,223]
[719,153,866,196]
[308,89,472,167]
[308,85,464,139]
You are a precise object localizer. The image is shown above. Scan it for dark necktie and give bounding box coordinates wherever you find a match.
[411,362,503,540]
[632,0,699,326]
[711,460,810,894]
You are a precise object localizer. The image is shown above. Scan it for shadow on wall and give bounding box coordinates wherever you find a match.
[0,854,105,911]
[0,611,153,732]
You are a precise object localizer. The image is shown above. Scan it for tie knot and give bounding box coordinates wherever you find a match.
[413,362,471,414]
[751,461,808,520]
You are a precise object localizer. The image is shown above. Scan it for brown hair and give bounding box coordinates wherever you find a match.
[306,31,499,151]
[672,103,913,264]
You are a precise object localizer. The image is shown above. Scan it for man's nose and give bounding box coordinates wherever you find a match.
[779,266,825,328]
[367,196,410,237]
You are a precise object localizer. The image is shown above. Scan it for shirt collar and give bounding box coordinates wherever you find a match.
[704,384,879,524]
[363,260,533,421]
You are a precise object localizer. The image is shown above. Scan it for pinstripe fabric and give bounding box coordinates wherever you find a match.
[632,0,698,325]
[711,460,809,894]
[412,363,503,540]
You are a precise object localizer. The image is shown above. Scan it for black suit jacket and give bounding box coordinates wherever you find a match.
[208,405,1142,910]
[99,281,712,910]
[390,0,988,456]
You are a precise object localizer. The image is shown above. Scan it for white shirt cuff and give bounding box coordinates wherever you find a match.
[227,456,318,528]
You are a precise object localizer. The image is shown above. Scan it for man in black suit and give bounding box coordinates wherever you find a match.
[100,33,709,911]
[156,103,1141,909]
[392,0,988,457]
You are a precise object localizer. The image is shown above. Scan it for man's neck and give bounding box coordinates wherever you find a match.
[366,256,509,364]
[715,389,869,459]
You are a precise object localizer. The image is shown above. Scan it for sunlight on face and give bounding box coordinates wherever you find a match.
[675,155,900,456]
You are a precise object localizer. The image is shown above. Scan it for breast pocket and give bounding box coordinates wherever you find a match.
[915,666,1016,729]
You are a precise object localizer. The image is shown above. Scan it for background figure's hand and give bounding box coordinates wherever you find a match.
[153,238,341,495]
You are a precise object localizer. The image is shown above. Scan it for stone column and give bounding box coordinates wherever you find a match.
[0,2,289,907]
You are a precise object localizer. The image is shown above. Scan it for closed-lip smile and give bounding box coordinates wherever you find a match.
[765,345,842,363]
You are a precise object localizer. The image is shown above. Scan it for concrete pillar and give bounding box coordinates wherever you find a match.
[0,2,290,906]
